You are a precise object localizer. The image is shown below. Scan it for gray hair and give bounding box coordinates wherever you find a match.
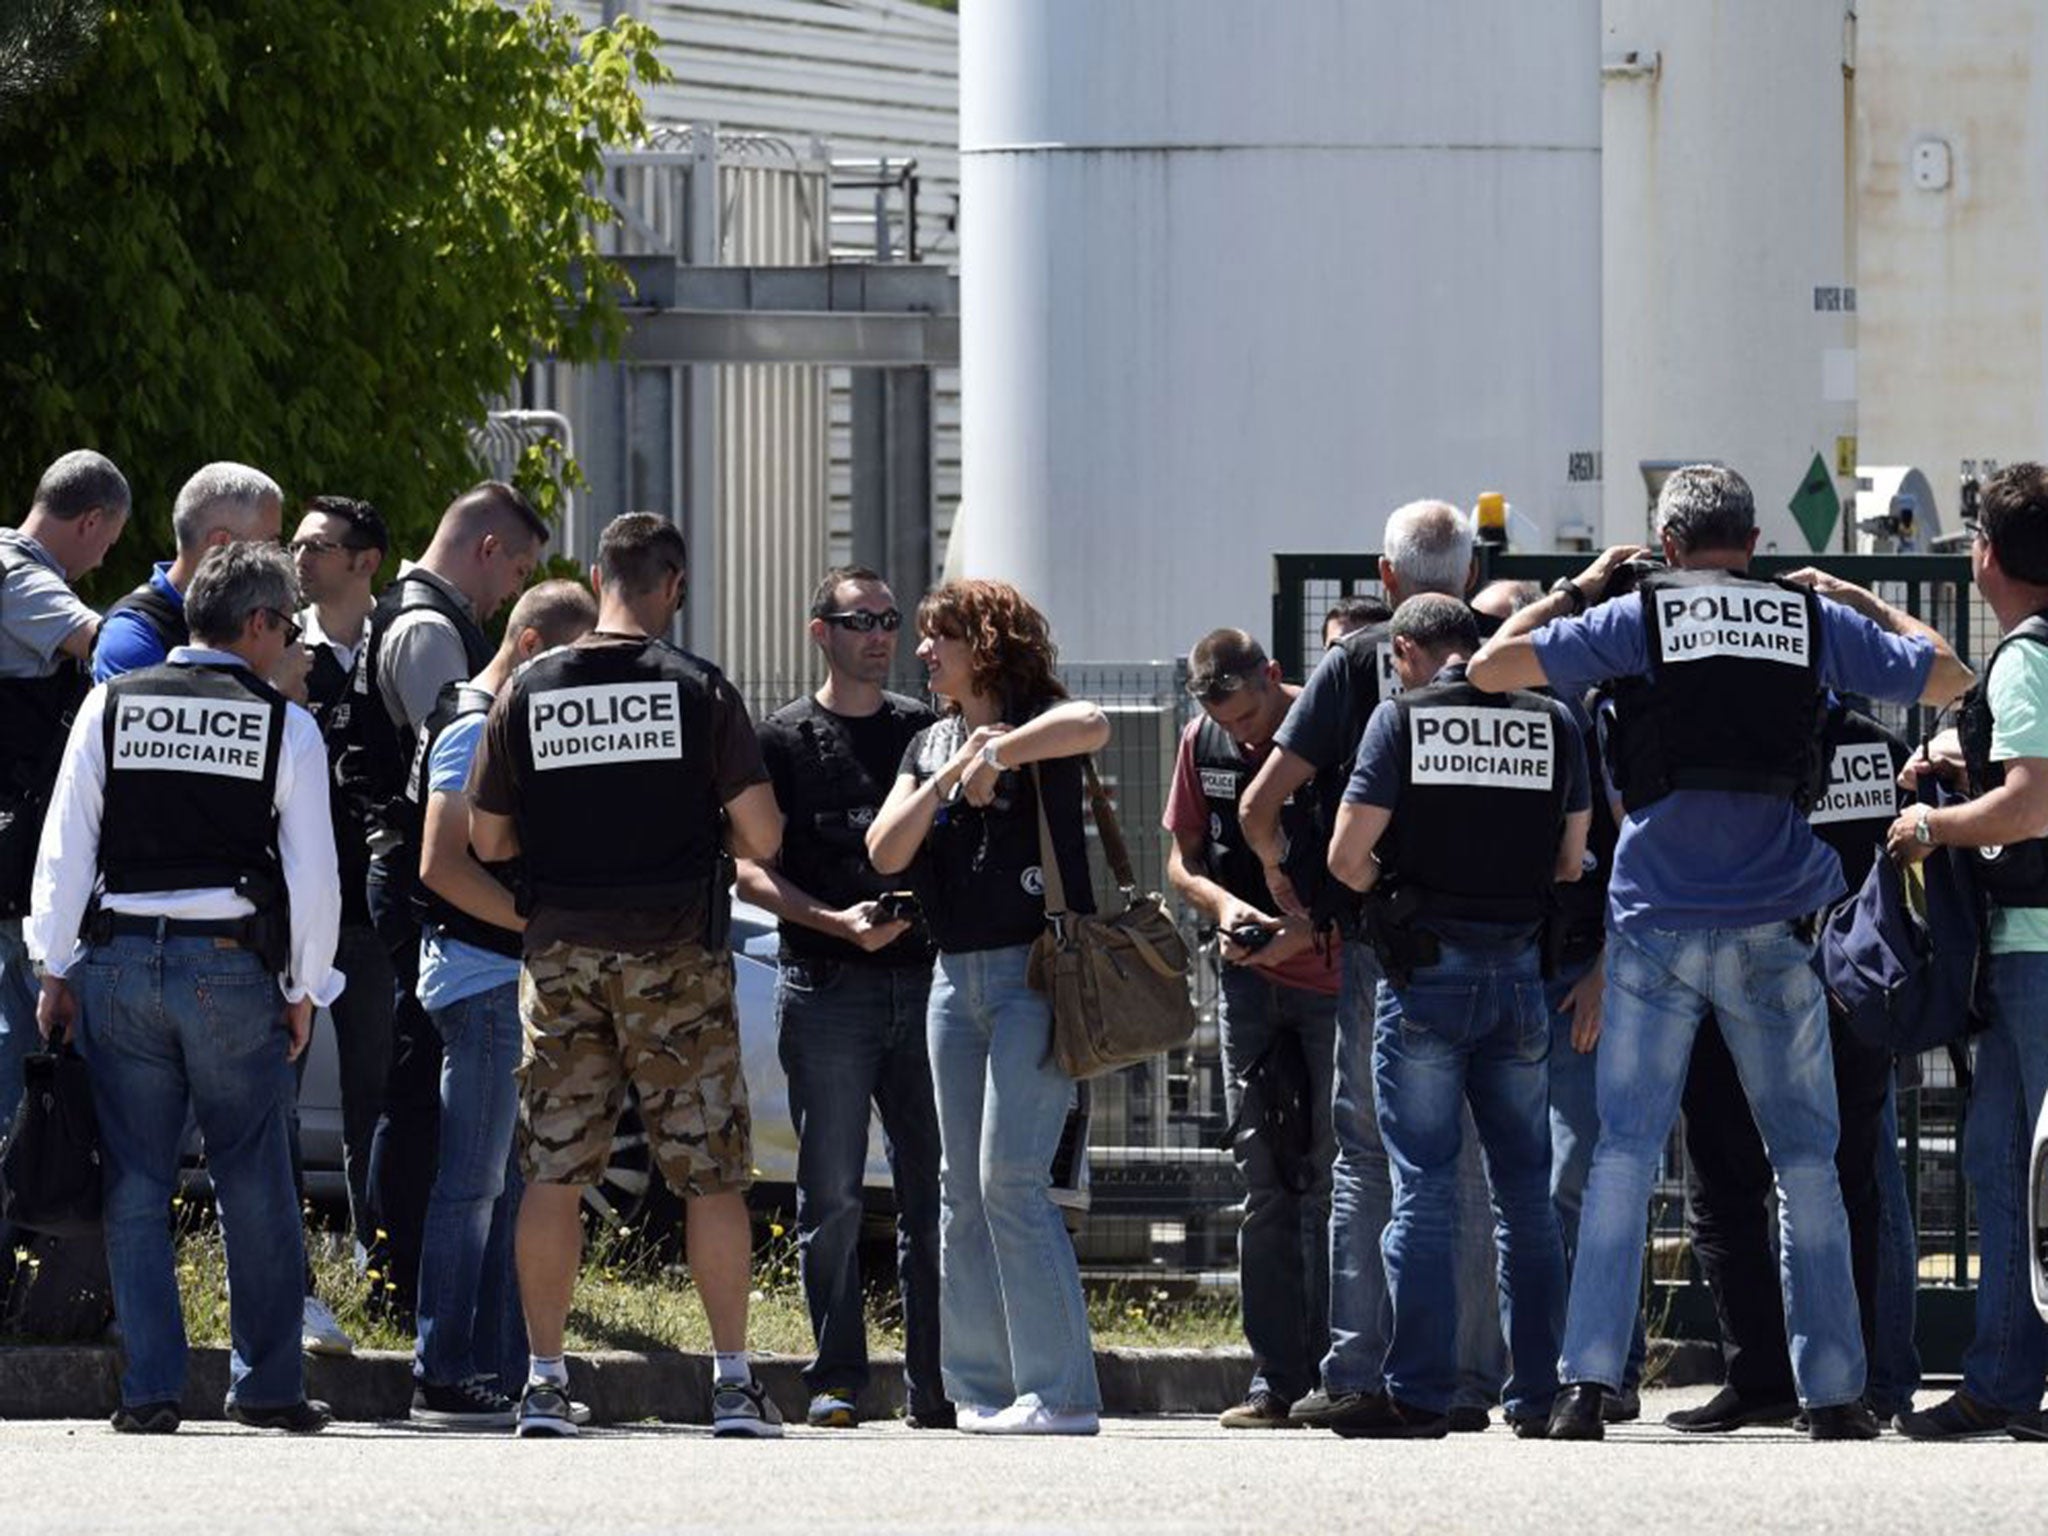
[1655,465,1755,554]
[32,450,130,522]
[171,461,282,553]
[1382,499,1474,596]
[1391,592,1479,658]
[184,541,300,646]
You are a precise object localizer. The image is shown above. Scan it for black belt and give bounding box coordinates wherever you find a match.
[96,914,251,943]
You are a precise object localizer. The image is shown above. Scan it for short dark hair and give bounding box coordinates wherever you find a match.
[32,450,130,522]
[598,512,688,598]
[1655,465,1755,555]
[1979,463,2048,585]
[1323,595,1392,634]
[443,480,550,551]
[503,578,598,651]
[809,564,887,620]
[1186,628,1270,702]
[1391,593,1479,658]
[305,494,389,554]
[185,541,300,646]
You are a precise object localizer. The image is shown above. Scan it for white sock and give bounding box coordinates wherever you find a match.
[714,1351,751,1386]
[529,1354,569,1388]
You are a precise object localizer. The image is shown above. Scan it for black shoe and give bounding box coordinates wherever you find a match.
[226,1398,332,1434]
[1445,1405,1491,1434]
[1546,1384,1606,1441]
[1329,1395,1449,1440]
[1895,1390,2010,1441]
[1602,1385,1642,1424]
[1219,1390,1301,1429]
[111,1401,180,1435]
[1509,1413,1550,1441]
[905,1401,957,1431]
[1289,1386,1378,1428]
[1664,1384,1800,1434]
[411,1377,518,1429]
[2007,1410,2048,1443]
[1807,1401,1882,1441]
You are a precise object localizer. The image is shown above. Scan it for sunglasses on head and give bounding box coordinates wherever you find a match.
[821,608,903,633]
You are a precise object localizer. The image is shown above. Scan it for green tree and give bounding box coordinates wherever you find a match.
[0,0,664,598]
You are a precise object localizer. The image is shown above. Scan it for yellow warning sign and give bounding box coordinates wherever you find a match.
[1835,435,1858,477]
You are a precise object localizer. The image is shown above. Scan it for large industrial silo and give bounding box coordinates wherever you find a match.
[957,0,1603,660]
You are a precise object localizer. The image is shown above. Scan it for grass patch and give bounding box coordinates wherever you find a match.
[170,1204,1244,1355]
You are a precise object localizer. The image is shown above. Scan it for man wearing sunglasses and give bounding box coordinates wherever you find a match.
[28,541,343,1435]
[736,566,948,1430]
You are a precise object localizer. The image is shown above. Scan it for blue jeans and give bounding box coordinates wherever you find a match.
[777,958,945,1415]
[74,933,306,1409]
[1373,925,1565,1420]
[1559,922,1864,1408]
[1322,944,1503,1403]
[1959,951,2048,1411]
[414,980,526,1395]
[1868,1075,1921,1417]
[1218,964,1338,1403]
[1546,954,1647,1390]
[927,944,1100,1413]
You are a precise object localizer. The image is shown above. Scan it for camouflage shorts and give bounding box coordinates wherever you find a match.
[517,938,752,1197]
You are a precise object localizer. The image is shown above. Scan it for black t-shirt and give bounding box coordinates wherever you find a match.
[759,692,936,967]
[900,714,1096,955]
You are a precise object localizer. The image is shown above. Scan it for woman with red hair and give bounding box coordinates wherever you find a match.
[868,579,1110,1435]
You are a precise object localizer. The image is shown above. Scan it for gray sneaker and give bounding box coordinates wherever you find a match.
[712,1377,785,1439]
[516,1380,578,1439]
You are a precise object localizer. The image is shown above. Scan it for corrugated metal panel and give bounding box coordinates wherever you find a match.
[570,0,962,585]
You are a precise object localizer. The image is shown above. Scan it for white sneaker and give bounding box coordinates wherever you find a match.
[301,1296,354,1357]
[955,1404,1001,1434]
[978,1400,1100,1436]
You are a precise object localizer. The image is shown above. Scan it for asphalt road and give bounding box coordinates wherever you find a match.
[6,1386,2043,1535]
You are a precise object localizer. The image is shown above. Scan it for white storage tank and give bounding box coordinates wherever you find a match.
[957,0,1602,660]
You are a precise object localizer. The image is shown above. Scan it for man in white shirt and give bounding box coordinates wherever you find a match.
[29,542,343,1435]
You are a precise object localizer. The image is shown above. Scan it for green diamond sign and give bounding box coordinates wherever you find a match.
[1789,452,1840,552]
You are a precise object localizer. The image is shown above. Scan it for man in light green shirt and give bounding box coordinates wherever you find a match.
[1888,462,2048,1439]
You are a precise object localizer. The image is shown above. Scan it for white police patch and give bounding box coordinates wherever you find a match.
[1408,706,1554,789]
[1021,866,1045,897]
[530,681,682,770]
[111,695,271,782]
[1654,585,1811,666]
[1199,767,1238,800]
[1809,742,1898,825]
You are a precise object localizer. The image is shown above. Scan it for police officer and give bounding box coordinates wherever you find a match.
[333,480,546,1324]
[28,541,343,1434]
[736,565,946,1431]
[1469,464,1970,1440]
[1165,628,1340,1427]
[1667,702,1909,1434]
[1325,594,1584,1438]
[466,512,784,1439]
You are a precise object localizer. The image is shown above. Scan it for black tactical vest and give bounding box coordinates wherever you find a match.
[1960,613,2048,906]
[98,662,286,896]
[1608,569,1827,812]
[0,544,92,917]
[1808,705,1909,898]
[1306,620,1398,933]
[104,579,188,659]
[406,681,523,958]
[503,636,723,914]
[1380,676,1570,925]
[1552,694,1617,965]
[301,626,370,925]
[764,693,933,967]
[1191,714,1332,918]
[332,572,493,858]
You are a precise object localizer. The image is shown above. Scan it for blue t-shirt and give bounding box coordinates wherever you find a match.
[415,710,520,1011]
[92,561,183,682]
[1530,589,1934,933]
[1345,666,1592,816]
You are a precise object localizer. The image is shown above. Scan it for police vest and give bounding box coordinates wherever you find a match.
[766,693,933,967]
[1190,715,1330,917]
[104,579,189,659]
[333,573,493,858]
[301,633,370,925]
[1961,612,2048,907]
[1552,694,1617,965]
[503,636,723,914]
[405,681,523,957]
[1380,678,1570,925]
[1808,706,1909,898]
[98,662,285,897]
[1608,569,1827,812]
[1307,620,1399,932]
[0,545,92,917]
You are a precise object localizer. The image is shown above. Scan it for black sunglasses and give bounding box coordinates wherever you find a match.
[261,607,304,646]
[821,608,903,633]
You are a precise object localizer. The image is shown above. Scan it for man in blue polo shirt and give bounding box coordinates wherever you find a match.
[1469,465,1970,1442]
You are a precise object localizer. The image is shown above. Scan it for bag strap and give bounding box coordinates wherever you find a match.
[1033,756,1136,924]
[1032,762,1072,920]
[1082,758,1137,894]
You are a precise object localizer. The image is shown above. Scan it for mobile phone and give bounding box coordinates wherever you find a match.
[1226,922,1276,953]
[874,891,921,923]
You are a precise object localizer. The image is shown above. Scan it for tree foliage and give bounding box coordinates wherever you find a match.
[0,1,665,598]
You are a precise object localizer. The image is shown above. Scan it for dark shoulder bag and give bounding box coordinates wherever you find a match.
[0,1045,104,1237]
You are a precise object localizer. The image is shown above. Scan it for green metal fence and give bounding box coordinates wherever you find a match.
[1272,548,1987,1367]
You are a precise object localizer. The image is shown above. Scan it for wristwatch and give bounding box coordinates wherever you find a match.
[980,740,1005,773]
[1550,576,1588,616]
[1914,807,1934,846]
